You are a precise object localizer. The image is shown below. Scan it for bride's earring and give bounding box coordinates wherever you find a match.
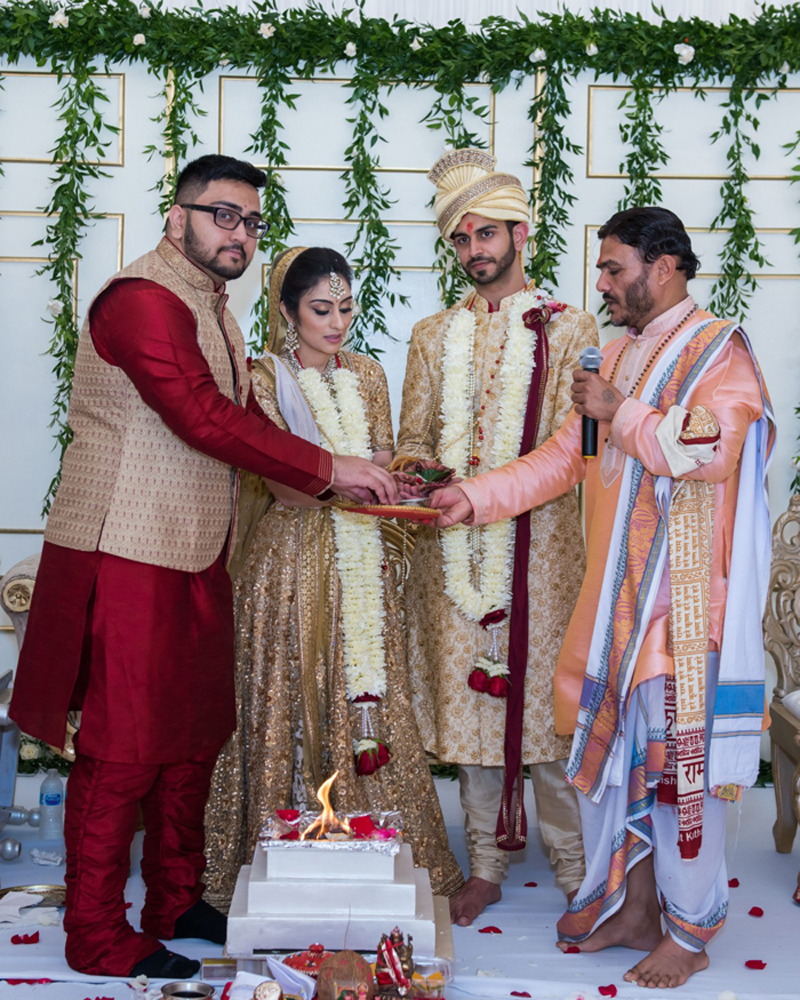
[285,320,298,351]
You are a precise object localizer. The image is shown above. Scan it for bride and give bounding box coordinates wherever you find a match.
[204,246,463,906]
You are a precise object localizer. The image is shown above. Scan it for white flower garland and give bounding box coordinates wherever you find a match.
[296,365,387,700]
[438,291,539,622]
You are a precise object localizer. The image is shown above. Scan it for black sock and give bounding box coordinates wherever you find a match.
[173,898,227,945]
[130,947,201,979]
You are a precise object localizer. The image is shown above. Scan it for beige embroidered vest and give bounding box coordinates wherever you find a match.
[45,238,250,572]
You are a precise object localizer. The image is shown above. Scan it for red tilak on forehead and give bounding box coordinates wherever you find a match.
[466,221,474,233]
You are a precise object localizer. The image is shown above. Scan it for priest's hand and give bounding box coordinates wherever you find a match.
[429,485,475,528]
[333,455,400,505]
[571,368,625,423]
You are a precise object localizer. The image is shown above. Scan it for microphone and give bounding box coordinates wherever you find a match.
[580,346,603,459]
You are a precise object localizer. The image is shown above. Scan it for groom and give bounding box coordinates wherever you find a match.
[395,148,598,925]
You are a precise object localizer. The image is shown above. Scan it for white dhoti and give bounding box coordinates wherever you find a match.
[459,761,585,894]
[558,660,729,952]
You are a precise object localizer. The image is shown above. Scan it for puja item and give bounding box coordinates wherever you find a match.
[160,983,215,999]
[316,951,374,1000]
[252,982,284,1000]
[0,883,66,906]
[376,927,413,994]
[282,942,333,979]
[333,499,437,524]
[413,467,453,487]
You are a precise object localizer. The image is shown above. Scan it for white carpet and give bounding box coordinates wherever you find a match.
[0,783,796,999]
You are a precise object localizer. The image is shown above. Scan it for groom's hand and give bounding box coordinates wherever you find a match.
[429,485,474,528]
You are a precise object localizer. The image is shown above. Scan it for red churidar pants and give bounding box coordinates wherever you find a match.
[63,746,217,975]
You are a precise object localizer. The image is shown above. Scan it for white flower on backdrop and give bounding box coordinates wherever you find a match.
[674,42,695,65]
[49,9,69,28]
[259,22,276,39]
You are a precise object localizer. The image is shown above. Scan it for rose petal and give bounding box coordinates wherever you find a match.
[10,932,40,945]
[124,901,132,909]
[748,906,764,917]
[599,987,618,998]
[524,881,538,887]
[745,959,767,969]
[511,993,532,997]
[728,877,740,887]
[563,945,581,954]
[478,925,503,934]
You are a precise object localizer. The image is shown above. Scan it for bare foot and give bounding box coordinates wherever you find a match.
[623,932,709,989]
[556,895,662,954]
[557,851,662,953]
[449,876,502,926]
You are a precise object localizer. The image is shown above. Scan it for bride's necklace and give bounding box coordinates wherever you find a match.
[286,348,341,382]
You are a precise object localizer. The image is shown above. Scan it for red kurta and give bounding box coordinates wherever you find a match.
[12,278,333,762]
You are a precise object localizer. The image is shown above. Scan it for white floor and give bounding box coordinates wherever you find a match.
[0,782,797,999]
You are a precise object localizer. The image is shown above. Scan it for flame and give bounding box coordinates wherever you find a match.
[300,770,353,840]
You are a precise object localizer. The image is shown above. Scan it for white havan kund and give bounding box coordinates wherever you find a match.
[225,773,454,962]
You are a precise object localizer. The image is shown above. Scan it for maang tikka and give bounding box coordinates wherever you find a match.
[329,270,346,300]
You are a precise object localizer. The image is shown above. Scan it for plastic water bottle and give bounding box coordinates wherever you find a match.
[39,769,64,840]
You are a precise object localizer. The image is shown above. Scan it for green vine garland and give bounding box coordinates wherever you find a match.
[1,1,800,496]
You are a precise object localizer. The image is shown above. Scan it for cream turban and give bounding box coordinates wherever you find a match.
[429,148,530,239]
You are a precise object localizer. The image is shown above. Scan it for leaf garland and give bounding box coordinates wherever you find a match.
[617,75,669,209]
[34,56,117,514]
[144,67,206,219]
[246,57,300,351]
[708,81,772,319]
[527,60,582,288]
[341,50,407,357]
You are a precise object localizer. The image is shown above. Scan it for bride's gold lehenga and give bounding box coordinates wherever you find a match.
[204,349,464,908]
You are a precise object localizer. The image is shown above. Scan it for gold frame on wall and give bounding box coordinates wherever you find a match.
[218,74,497,170]
[586,84,800,181]
[582,224,799,312]
[0,71,126,167]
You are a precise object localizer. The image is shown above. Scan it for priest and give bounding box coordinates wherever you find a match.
[394,148,598,925]
[432,206,774,989]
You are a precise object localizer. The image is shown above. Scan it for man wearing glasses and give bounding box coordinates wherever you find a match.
[11,155,397,979]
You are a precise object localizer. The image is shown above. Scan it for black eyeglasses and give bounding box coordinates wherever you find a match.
[180,204,270,239]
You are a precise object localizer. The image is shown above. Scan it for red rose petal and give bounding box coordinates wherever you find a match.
[124,901,132,909]
[511,993,532,997]
[599,987,618,998]
[564,945,581,953]
[745,959,767,969]
[728,877,740,887]
[10,932,40,945]
[748,906,764,917]
[478,925,503,934]
[524,881,538,887]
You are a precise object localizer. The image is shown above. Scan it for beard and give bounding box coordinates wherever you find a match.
[183,217,249,280]
[604,268,655,327]
[462,237,518,286]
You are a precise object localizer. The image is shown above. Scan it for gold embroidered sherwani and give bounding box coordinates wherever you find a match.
[398,285,599,769]
[204,350,464,908]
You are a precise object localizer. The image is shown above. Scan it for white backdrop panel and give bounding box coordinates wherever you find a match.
[1,53,799,692]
